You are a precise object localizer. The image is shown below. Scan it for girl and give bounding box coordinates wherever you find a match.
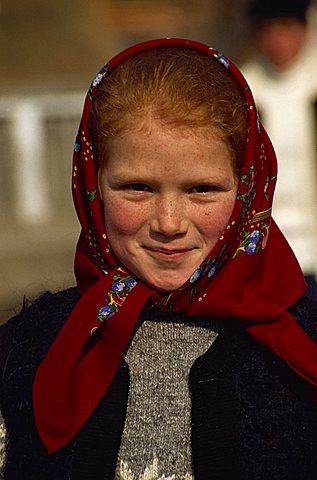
[1,38,317,479]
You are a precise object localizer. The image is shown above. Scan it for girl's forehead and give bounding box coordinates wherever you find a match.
[101,123,234,180]
[105,121,227,156]
[100,119,236,175]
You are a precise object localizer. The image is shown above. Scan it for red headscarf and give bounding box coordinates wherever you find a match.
[33,38,317,454]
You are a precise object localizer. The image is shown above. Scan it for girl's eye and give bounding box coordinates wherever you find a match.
[127,183,151,192]
[190,185,214,193]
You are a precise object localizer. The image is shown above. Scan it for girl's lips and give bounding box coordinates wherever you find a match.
[151,248,190,253]
[144,246,196,261]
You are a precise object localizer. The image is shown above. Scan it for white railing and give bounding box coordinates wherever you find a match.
[0,92,86,322]
[0,92,84,224]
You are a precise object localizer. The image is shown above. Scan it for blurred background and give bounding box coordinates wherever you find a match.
[1,0,317,323]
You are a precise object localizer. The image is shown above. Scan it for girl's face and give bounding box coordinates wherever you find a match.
[98,122,237,291]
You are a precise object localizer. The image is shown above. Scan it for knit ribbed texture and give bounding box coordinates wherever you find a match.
[115,318,218,479]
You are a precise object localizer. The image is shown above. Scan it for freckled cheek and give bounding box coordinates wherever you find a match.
[102,198,148,236]
[195,204,234,237]
[196,215,226,238]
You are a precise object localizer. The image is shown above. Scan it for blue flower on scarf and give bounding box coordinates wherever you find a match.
[74,142,80,152]
[246,242,257,255]
[249,230,261,244]
[207,266,217,278]
[125,278,137,290]
[98,305,115,320]
[217,55,230,69]
[256,113,261,135]
[190,268,204,283]
[112,281,125,292]
[93,73,103,87]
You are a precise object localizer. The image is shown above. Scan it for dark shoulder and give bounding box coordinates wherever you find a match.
[0,287,80,336]
[0,288,80,478]
[0,288,81,376]
[288,295,317,343]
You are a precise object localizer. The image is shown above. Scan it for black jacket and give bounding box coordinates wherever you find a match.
[1,288,317,480]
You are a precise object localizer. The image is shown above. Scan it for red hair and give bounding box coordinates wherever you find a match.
[90,47,247,172]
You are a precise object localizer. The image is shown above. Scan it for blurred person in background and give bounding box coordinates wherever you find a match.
[1,38,317,479]
[243,0,317,299]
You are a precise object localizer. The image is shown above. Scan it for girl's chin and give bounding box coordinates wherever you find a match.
[139,273,190,292]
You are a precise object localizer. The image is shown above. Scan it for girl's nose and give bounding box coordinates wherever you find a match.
[150,196,188,237]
